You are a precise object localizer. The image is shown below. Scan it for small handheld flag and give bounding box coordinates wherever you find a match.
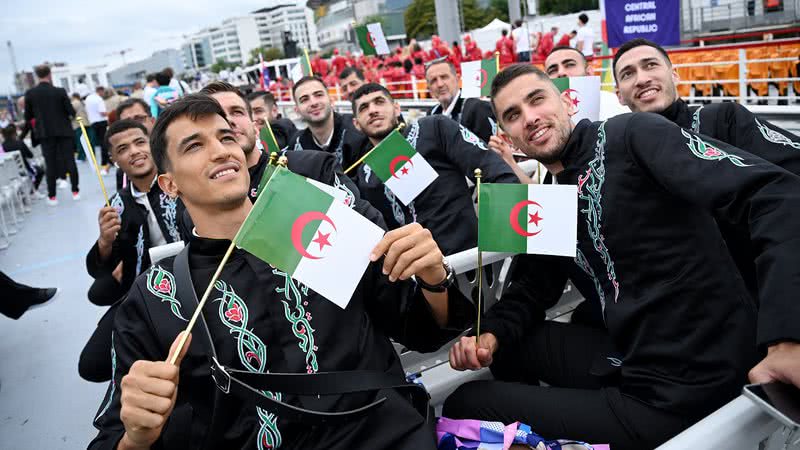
[235,167,384,308]
[478,183,578,257]
[356,23,390,56]
[76,117,110,206]
[461,55,498,98]
[552,76,601,123]
[362,129,438,205]
[291,49,314,82]
[259,123,282,155]
[259,53,268,90]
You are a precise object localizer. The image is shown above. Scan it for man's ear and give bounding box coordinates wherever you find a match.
[393,102,401,118]
[353,115,363,133]
[158,172,179,199]
[561,90,577,117]
[615,87,627,106]
[585,63,594,76]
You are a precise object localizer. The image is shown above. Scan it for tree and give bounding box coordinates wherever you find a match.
[404,0,437,40]
[210,58,236,74]
[358,14,386,27]
[247,47,285,66]
[462,0,489,30]
[537,0,597,15]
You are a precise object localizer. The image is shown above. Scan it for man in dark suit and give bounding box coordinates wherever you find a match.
[426,58,496,145]
[23,64,80,204]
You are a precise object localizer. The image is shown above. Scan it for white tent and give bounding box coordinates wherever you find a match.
[467,19,512,55]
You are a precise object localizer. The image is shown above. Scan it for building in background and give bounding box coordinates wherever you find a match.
[182,16,260,70]
[50,63,111,95]
[313,0,409,53]
[252,4,319,53]
[107,49,184,87]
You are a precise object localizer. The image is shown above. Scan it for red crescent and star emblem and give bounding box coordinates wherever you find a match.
[290,211,337,260]
[389,155,413,179]
[509,200,543,237]
[563,88,580,109]
[366,31,375,48]
[478,69,488,89]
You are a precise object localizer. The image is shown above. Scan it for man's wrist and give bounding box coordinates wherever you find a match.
[117,433,150,450]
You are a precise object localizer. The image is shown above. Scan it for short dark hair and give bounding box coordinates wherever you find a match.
[490,64,552,116]
[612,38,672,81]
[339,66,364,81]
[247,90,276,108]
[155,72,171,87]
[514,19,523,27]
[105,119,148,155]
[116,98,151,119]
[351,83,393,112]
[501,29,508,36]
[578,13,589,24]
[292,76,327,99]
[548,46,587,65]
[200,81,251,116]
[34,65,51,79]
[424,58,457,78]
[146,73,156,83]
[149,94,228,174]
[1,125,17,141]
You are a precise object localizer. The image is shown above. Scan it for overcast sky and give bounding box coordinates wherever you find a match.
[0,0,284,95]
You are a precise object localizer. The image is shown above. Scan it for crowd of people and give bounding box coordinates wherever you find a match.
[261,14,594,101]
[1,34,800,450]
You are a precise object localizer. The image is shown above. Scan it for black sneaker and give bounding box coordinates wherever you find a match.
[29,288,58,310]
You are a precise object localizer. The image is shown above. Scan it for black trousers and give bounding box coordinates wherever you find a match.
[0,271,44,319]
[40,136,79,197]
[91,121,109,166]
[442,322,691,450]
[79,301,118,382]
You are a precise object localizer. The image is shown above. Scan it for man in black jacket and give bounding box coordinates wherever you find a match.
[613,38,800,298]
[426,59,497,145]
[80,120,187,382]
[287,76,369,170]
[89,94,474,450]
[23,64,79,204]
[444,65,800,449]
[350,83,520,255]
[247,91,297,149]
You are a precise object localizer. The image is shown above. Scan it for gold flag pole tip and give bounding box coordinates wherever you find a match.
[277,156,289,167]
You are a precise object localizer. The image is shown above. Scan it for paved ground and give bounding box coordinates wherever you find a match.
[1,161,115,449]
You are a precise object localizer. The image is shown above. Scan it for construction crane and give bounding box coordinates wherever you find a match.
[105,48,134,65]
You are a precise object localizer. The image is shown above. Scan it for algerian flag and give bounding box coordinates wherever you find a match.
[478,184,577,257]
[259,123,282,155]
[461,56,498,98]
[235,167,384,308]
[356,23,390,56]
[363,129,438,205]
[290,51,313,82]
[552,76,601,123]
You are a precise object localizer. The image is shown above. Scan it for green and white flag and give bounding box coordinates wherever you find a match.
[478,183,577,257]
[259,123,282,156]
[356,23,390,56]
[552,76,601,123]
[235,167,384,308]
[461,56,498,98]
[290,51,313,82]
[363,129,438,205]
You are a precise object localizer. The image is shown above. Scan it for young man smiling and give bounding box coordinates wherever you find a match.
[613,38,800,298]
[286,76,369,170]
[350,83,521,255]
[89,95,474,450]
[444,64,800,449]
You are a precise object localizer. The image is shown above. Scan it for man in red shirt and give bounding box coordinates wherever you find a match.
[496,30,515,65]
[557,30,576,47]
